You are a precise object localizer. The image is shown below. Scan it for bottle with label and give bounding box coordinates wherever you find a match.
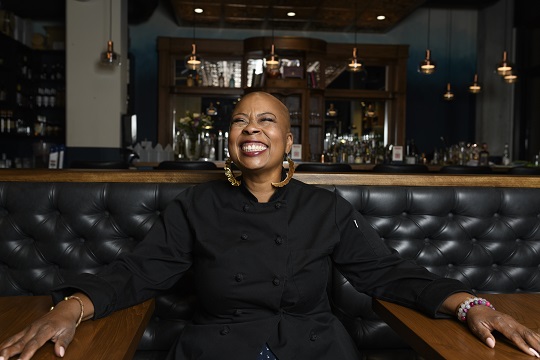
[405,139,417,164]
[0,110,5,133]
[502,143,511,166]
[6,111,13,133]
[186,74,194,87]
[218,72,225,87]
[478,143,489,166]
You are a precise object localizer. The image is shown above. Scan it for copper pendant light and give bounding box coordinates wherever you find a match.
[419,9,436,75]
[185,7,202,71]
[495,0,517,80]
[443,82,455,101]
[442,10,454,101]
[496,50,513,76]
[263,7,281,72]
[468,73,482,94]
[347,3,364,73]
[100,0,121,66]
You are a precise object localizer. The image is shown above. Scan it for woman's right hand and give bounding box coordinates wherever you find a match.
[0,293,93,360]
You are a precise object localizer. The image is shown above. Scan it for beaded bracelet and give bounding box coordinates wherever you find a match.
[50,296,85,327]
[456,297,495,322]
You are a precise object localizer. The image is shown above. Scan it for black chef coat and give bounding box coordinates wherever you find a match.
[52,177,471,360]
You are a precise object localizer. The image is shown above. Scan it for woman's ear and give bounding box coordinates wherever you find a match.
[285,132,294,154]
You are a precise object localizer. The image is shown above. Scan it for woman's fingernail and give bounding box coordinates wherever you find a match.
[530,347,540,358]
[59,346,65,357]
[486,337,495,348]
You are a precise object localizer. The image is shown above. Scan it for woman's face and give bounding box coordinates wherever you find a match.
[228,92,293,174]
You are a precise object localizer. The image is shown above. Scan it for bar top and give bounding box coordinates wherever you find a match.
[1,169,540,188]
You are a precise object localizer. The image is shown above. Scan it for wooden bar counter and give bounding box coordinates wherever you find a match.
[1,168,540,188]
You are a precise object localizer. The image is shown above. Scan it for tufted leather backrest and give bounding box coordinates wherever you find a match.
[1,179,540,356]
[330,185,540,351]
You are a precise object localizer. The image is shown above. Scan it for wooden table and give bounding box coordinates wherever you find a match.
[373,293,540,360]
[0,296,155,360]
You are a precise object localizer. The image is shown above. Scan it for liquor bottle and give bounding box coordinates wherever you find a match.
[0,110,5,133]
[405,139,417,164]
[186,74,194,87]
[502,143,511,166]
[218,72,225,87]
[6,111,13,133]
[229,74,235,88]
[478,143,489,166]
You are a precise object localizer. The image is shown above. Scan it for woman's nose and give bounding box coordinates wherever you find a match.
[242,120,260,134]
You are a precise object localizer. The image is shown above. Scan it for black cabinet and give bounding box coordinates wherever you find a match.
[0,32,65,168]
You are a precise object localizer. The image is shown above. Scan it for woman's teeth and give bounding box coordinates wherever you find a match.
[242,143,267,152]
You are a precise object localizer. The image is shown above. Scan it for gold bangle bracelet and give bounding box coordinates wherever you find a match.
[50,295,85,327]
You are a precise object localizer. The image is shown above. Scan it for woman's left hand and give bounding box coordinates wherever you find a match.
[466,305,540,357]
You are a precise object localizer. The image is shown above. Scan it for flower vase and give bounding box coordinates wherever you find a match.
[184,133,202,161]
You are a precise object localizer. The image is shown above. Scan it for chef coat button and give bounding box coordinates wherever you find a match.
[235,273,244,282]
[233,309,243,316]
[309,332,318,341]
[241,233,248,240]
[275,202,281,209]
[272,278,280,286]
[220,326,230,335]
[243,204,250,212]
[275,236,283,245]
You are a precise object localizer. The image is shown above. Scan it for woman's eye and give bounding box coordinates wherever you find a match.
[232,118,247,124]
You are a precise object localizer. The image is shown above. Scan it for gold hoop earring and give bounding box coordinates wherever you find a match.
[224,158,241,186]
[271,157,295,188]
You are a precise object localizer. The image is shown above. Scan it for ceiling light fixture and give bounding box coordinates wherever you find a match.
[418,8,435,74]
[443,10,454,101]
[443,83,455,101]
[376,15,386,21]
[504,71,518,84]
[99,0,121,66]
[263,7,281,73]
[287,12,296,17]
[185,7,202,71]
[347,3,364,73]
[495,0,517,82]
[496,50,513,76]
[468,73,482,94]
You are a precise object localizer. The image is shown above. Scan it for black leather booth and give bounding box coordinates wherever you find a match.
[1,170,540,360]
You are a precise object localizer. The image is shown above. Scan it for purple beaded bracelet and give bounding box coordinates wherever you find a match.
[456,297,495,322]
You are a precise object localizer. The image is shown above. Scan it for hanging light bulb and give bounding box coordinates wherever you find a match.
[443,83,454,101]
[347,3,364,73]
[496,50,513,76]
[347,47,364,72]
[503,69,518,83]
[100,0,121,66]
[185,43,202,71]
[442,11,454,101]
[419,49,436,74]
[264,44,281,70]
[101,40,120,66]
[468,73,482,94]
[419,9,435,74]
[184,8,203,71]
[263,6,281,75]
